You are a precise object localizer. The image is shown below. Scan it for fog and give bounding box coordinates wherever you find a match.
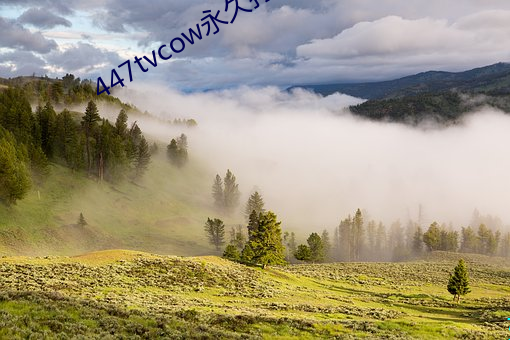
[117,85,510,231]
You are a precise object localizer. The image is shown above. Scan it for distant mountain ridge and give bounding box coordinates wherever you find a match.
[290,62,510,100]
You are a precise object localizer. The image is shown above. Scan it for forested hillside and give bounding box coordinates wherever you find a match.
[0,76,215,256]
[291,63,510,124]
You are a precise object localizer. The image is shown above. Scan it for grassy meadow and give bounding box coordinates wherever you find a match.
[0,250,508,339]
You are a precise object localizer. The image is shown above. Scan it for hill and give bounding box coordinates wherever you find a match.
[0,152,221,256]
[291,63,510,124]
[0,250,508,338]
[291,62,510,100]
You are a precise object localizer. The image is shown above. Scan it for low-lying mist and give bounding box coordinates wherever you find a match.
[117,85,510,232]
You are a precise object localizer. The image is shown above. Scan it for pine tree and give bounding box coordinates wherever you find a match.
[412,226,423,254]
[245,211,286,268]
[352,209,364,261]
[81,101,100,174]
[229,225,246,251]
[204,218,225,251]
[244,191,265,220]
[115,109,128,137]
[134,136,151,180]
[223,244,240,262]
[247,210,259,241]
[283,231,297,262]
[376,222,387,259]
[240,243,255,264]
[460,226,478,253]
[294,244,312,262]
[166,134,188,168]
[338,216,352,261]
[321,230,332,261]
[212,174,224,210]
[78,213,87,226]
[423,222,441,251]
[223,169,240,214]
[447,259,471,303]
[307,232,325,263]
[0,131,31,205]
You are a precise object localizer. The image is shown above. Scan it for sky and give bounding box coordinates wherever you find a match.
[1,0,510,90]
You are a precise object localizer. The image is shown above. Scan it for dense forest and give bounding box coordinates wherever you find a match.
[292,62,510,124]
[0,77,152,206]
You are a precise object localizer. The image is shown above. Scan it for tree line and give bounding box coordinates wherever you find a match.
[295,209,510,263]
[0,87,152,205]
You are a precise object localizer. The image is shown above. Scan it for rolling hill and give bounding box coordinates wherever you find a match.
[290,62,510,100]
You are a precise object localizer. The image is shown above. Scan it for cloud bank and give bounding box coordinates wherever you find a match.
[117,85,510,231]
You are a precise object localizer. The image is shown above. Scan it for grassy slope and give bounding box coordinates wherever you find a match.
[0,250,508,339]
[0,153,224,256]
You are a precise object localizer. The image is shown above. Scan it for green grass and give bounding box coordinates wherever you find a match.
[0,153,228,256]
[0,250,508,338]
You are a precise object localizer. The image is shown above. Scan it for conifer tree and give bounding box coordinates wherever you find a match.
[223,169,240,214]
[212,174,224,210]
[294,244,312,262]
[134,136,151,180]
[352,209,364,261]
[223,244,240,262]
[321,229,331,261]
[244,191,265,220]
[447,259,471,303]
[0,132,31,205]
[78,213,87,226]
[460,226,478,253]
[412,226,423,254]
[244,211,286,268]
[81,101,100,174]
[423,222,441,251]
[115,109,128,137]
[307,232,325,263]
[204,218,225,251]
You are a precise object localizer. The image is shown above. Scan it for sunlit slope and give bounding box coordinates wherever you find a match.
[0,153,222,256]
[0,250,508,338]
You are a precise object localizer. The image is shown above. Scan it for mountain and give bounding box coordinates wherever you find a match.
[290,62,510,100]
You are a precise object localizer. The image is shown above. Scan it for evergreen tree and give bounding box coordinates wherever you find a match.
[240,243,255,264]
[81,100,100,174]
[134,136,151,180]
[223,169,240,214]
[307,232,325,263]
[294,244,312,262]
[375,222,387,258]
[244,191,265,220]
[115,109,128,137]
[78,213,87,226]
[204,218,225,251]
[245,211,286,268]
[412,226,423,254]
[36,102,57,158]
[321,229,331,262]
[283,231,297,262]
[229,225,246,251]
[500,232,510,258]
[366,220,377,259]
[423,222,441,251]
[166,134,188,168]
[223,244,240,262]
[352,209,364,261]
[55,109,81,169]
[212,174,224,211]
[247,210,259,241]
[460,226,478,253]
[0,131,31,205]
[338,216,352,261]
[447,259,471,303]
